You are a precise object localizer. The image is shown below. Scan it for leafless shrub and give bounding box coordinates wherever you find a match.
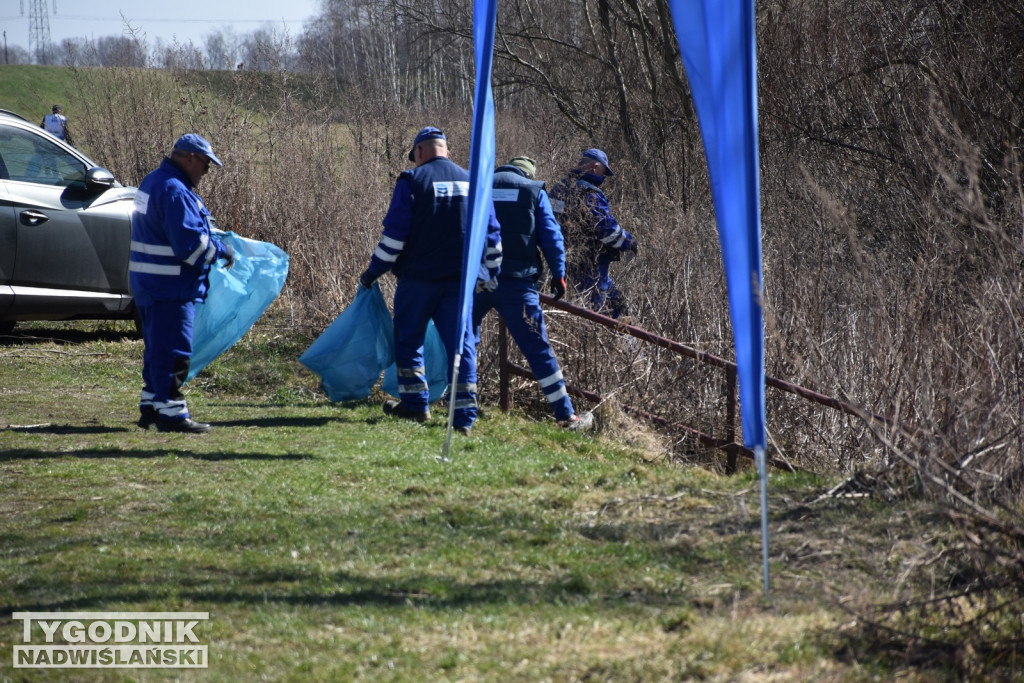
[751,0,1024,666]
[60,0,1023,662]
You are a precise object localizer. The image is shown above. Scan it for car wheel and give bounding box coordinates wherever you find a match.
[0,321,15,335]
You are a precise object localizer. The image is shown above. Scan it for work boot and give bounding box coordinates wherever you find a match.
[560,411,594,432]
[382,399,430,423]
[156,417,212,434]
[137,406,157,429]
[455,425,472,436]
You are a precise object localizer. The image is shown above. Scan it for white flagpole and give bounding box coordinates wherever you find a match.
[755,445,770,594]
[439,354,461,462]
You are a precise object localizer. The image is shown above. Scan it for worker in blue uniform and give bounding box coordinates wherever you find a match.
[549,148,637,318]
[130,134,234,433]
[359,127,502,436]
[474,156,593,431]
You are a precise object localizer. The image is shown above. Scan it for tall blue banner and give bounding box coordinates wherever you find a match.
[460,0,498,337]
[446,0,498,448]
[667,0,765,451]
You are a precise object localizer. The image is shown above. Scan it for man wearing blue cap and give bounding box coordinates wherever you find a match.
[550,148,638,318]
[130,133,235,433]
[359,126,503,435]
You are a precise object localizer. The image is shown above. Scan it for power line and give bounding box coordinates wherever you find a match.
[0,15,309,24]
[45,15,309,25]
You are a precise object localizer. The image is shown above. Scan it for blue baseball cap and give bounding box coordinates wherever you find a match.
[173,133,223,167]
[581,148,614,176]
[409,126,446,161]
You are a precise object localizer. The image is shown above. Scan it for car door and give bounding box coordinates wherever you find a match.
[0,180,15,316]
[0,124,134,317]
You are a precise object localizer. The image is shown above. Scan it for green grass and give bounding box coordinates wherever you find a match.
[0,64,83,123]
[0,318,958,680]
[0,64,330,135]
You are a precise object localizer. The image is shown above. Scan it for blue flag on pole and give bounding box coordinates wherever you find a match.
[666,0,765,451]
[445,0,498,451]
[667,0,768,592]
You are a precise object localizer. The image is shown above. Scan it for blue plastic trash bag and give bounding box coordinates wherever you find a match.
[382,320,450,404]
[187,231,289,381]
[299,283,394,402]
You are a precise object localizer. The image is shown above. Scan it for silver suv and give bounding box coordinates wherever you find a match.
[0,109,136,333]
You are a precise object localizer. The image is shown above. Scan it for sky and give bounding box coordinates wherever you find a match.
[1,0,322,53]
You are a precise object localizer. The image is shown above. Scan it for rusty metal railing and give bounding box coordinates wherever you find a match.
[497,293,905,473]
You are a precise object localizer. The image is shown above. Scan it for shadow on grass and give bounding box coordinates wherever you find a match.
[0,449,315,462]
[209,400,336,409]
[0,326,137,346]
[3,424,135,435]
[0,569,689,616]
[3,417,339,431]
[211,417,336,428]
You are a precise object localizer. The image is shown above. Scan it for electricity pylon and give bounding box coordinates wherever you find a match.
[27,0,53,64]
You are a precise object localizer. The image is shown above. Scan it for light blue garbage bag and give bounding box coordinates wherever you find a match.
[382,321,449,404]
[299,283,395,402]
[187,232,290,381]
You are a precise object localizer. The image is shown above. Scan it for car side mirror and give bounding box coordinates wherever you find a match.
[85,166,116,192]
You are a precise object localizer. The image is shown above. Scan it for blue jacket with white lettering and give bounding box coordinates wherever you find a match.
[129,158,229,305]
[366,156,502,282]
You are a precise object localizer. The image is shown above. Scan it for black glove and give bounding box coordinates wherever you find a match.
[623,242,638,263]
[550,276,566,301]
[359,269,378,289]
[221,243,235,270]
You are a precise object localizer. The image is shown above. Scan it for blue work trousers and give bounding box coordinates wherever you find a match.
[139,300,194,421]
[393,278,477,428]
[473,278,574,421]
[570,262,624,319]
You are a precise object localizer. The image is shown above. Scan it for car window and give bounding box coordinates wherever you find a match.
[0,125,86,187]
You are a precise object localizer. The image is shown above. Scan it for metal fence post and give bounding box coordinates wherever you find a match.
[725,364,738,474]
[498,318,510,412]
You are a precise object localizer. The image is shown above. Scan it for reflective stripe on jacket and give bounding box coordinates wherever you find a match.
[550,173,635,270]
[368,156,502,283]
[129,158,224,305]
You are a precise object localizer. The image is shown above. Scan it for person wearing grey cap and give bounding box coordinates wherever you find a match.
[473,156,593,431]
[549,148,637,318]
[129,133,235,433]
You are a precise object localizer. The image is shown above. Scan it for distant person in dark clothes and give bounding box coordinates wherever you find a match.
[40,104,72,144]
[549,148,637,318]
[130,134,234,434]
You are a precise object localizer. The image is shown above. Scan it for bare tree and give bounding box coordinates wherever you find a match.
[92,36,147,67]
[206,29,241,71]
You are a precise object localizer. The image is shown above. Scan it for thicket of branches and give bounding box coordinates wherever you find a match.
[63,0,1023,672]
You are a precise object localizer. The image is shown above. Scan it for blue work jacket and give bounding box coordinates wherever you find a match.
[492,165,565,280]
[367,156,502,283]
[129,158,228,305]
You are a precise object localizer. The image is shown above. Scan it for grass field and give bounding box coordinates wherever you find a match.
[0,65,82,124]
[0,316,959,681]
